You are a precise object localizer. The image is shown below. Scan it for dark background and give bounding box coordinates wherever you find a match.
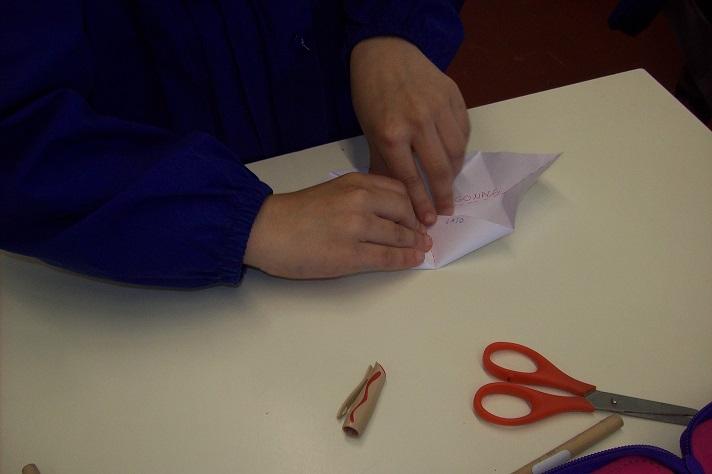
[447,1,702,124]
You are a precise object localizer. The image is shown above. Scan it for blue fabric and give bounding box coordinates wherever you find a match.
[0,0,463,288]
[608,0,666,36]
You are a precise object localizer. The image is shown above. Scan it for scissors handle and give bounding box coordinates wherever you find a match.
[473,382,596,425]
[483,342,596,396]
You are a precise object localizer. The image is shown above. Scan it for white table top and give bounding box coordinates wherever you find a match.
[2,69,711,474]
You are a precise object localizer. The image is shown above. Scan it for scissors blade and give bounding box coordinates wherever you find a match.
[586,390,697,426]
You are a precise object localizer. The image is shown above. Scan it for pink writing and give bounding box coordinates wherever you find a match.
[454,188,501,204]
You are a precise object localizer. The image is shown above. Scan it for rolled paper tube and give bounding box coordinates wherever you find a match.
[342,362,386,436]
[337,365,373,419]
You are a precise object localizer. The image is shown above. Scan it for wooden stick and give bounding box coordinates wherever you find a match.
[513,415,624,474]
[22,465,41,474]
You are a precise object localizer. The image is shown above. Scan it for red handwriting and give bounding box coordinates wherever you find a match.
[454,189,501,204]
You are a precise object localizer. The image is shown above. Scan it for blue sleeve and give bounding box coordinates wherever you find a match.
[0,3,272,288]
[343,0,465,70]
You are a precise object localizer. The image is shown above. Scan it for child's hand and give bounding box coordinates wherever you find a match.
[244,173,432,278]
[350,36,470,225]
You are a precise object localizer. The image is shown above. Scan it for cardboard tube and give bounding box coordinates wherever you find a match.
[340,362,386,436]
[22,465,41,474]
[513,415,624,474]
[337,365,373,419]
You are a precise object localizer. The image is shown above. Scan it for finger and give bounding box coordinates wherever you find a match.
[356,243,425,272]
[336,169,406,198]
[376,141,436,225]
[366,186,422,232]
[368,143,389,176]
[435,110,467,175]
[413,122,455,215]
[337,173,425,233]
[362,215,432,252]
[449,87,471,139]
[360,170,409,197]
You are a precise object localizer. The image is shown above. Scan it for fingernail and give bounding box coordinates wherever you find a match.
[417,222,427,234]
[425,233,433,250]
[425,212,436,225]
[441,206,454,216]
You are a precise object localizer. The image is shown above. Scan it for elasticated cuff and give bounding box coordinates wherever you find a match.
[219,178,273,285]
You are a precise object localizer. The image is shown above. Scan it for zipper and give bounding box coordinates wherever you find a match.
[543,444,686,473]
[680,400,712,457]
[546,399,712,473]
[680,400,712,474]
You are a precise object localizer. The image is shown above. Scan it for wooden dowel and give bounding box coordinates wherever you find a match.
[513,415,624,474]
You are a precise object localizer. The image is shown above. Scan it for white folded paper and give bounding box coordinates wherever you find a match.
[331,151,559,269]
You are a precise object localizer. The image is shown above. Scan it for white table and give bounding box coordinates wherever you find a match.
[2,70,711,473]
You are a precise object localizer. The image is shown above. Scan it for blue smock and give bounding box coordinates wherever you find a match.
[0,1,463,287]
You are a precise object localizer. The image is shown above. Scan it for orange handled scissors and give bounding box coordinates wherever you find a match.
[473,342,697,426]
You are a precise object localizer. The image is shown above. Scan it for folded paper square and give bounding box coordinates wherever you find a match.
[331,151,560,269]
[418,151,559,268]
